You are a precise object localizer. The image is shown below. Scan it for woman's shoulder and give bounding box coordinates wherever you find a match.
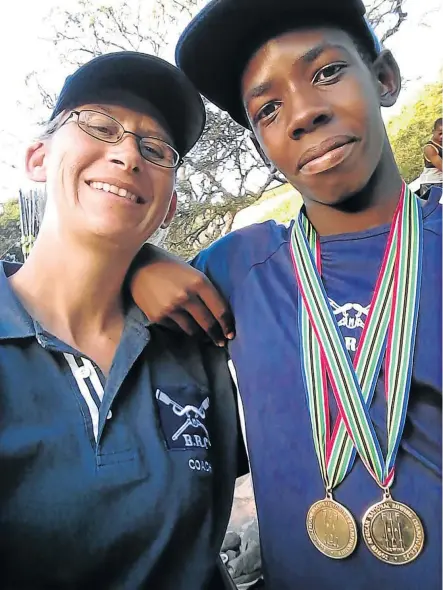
[424,142,440,156]
[0,261,34,341]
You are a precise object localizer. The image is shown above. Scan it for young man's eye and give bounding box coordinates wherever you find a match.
[254,101,281,123]
[313,62,348,84]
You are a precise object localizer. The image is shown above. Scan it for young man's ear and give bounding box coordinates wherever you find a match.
[161,190,178,229]
[25,142,48,183]
[373,49,401,108]
[250,133,277,174]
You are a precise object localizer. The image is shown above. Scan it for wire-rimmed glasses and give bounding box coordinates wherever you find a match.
[63,109,180,169]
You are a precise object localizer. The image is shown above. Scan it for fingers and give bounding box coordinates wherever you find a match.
[156,317,183,333]
[184,297,227,346]
[196,281,236,340]
[161,295,232,347]
[167,310,203,339]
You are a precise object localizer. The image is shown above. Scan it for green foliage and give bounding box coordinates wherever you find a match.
[255,192,302,225]
[388,80,442,183]
[255,183,297,205]
[0,199,23,262]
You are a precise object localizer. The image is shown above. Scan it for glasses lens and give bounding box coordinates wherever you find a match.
[79,111,122,142]
[140,138,178,168]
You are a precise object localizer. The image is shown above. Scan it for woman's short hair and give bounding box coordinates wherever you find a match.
[38,111,67,140]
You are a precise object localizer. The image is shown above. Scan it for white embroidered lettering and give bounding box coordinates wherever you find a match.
[188,458,212,473]
[183,434,194,447]
[345,337,357,352]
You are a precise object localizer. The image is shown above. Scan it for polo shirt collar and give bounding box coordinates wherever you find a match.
[0,261,151,342]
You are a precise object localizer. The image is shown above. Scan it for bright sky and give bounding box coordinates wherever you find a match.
[0,0,441,202]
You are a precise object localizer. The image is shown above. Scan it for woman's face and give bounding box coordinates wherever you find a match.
[27,103,176,252]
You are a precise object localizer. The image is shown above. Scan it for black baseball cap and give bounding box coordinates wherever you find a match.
[176,0,381,128]
[51,51,206,158]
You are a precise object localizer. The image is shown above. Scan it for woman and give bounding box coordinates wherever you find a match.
[419,117,442,197]
[0,51,244,589]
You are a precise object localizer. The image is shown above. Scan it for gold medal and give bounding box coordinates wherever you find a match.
[306,495,357,559]
[362,491,425,565]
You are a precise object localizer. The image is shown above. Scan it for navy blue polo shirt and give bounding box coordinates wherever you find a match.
[193,189,442,589]
[0,262,244,589]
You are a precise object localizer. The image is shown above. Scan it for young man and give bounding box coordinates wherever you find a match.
[131,1,441,588]
[420,117,442,196]
[0,51,245,589]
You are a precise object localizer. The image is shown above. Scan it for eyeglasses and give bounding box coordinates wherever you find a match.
[62,110,180,169]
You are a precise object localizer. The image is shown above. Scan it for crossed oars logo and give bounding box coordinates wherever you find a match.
[155,390,210,441]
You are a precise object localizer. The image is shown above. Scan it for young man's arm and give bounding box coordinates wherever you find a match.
[130,220,280,344]
[130,244,236,346]
[424,144,442,171]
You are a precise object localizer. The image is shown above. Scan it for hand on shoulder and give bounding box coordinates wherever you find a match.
[130,245,235,346]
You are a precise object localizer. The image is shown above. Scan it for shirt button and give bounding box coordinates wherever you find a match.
[106,410,113,420]
[77,366,91,379]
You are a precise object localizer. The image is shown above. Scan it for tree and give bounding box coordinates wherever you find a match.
[366,0,407,43]
[0,200,23,262]
[387,79,442,183]
[172,102,285,256]
[22,0,408,258]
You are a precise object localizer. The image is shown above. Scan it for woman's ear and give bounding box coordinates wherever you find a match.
[373,49,401,108]
[25,141,48,183]
[161,190,178,229]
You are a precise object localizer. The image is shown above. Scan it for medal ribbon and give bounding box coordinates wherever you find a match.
[290,184,423,490]
[295,213,397,489]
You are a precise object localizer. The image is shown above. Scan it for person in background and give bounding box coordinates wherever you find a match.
[0,51,246,590]
[420,117,442,197]
[129,1,442,588]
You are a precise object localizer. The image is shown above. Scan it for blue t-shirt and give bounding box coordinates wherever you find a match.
[193,189,442,589]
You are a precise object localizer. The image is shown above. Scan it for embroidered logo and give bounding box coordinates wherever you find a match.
[329,299,370,330]
[155,388,212,451]
[328,299,370,352]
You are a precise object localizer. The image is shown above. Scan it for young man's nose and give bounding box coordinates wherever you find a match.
[286,89,333,140]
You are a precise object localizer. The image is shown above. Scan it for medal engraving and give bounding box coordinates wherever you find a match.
[307,498,357,559]
[362,498,424,564]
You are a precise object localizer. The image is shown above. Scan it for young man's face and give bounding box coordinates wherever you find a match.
[242,27,398,206]
[433,124,442,145]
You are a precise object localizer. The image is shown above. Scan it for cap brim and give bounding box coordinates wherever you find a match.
[52,52,205,158]
[176,0,375,128]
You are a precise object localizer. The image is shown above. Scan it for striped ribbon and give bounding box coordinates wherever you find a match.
[290,184,423,490]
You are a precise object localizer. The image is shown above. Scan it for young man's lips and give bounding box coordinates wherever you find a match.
[298,137,358,175]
